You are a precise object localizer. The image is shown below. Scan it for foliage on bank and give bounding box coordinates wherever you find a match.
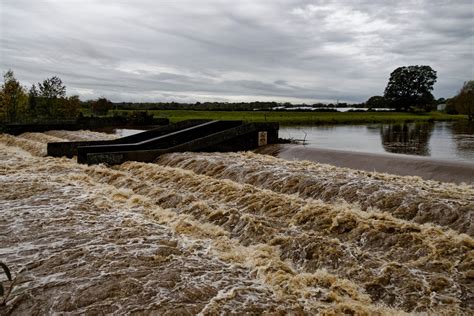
[0,71,121,127]
[2,66,471,128]
[0,71,80,124]
[447,81,474,121]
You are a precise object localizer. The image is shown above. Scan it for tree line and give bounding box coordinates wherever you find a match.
[114,65,471,119]
[1,66,473,123]
[110,101,346,111]
[0,70,80,123]
[0,71,119,124]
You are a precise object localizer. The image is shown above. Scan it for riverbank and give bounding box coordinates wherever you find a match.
[111,109,466,125]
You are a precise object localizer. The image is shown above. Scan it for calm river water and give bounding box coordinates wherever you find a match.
[280,121,474,163]
[110,121,474,163]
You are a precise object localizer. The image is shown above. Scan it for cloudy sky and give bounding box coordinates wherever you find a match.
[1,0,473,103]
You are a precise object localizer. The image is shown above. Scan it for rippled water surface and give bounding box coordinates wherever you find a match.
[280,121,474,162]
[0,130,473,315]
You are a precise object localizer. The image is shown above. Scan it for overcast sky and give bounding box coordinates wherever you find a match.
[1,0,473,103]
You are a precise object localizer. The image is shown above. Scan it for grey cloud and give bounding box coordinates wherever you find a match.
[1,0,473,103]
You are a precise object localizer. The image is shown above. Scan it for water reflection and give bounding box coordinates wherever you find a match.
[102,122,474,163]
[451,121,474,161]
[380,123,434,156]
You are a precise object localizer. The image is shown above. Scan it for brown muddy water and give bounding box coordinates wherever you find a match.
[0,131,473,315]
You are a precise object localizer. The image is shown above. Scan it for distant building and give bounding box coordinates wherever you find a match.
[437,103,447,111]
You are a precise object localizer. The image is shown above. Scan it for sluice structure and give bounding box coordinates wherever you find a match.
[47,120,279,165]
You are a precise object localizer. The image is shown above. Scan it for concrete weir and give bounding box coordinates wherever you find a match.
[47,120,210,158]
[257,144,474,184]
[47,120,279,165]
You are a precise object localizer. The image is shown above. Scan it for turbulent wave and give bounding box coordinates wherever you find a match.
[0,134,49,157]
[157,152,474,236]
[0,131,473,315]
[44,130,119,141]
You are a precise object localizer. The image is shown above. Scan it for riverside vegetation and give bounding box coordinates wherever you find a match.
[1,66,472,128]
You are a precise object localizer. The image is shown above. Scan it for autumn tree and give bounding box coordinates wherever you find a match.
[384,65,437,111]
[28,84,39,113]
[38,76,66,98]
[64,95,81,119]
[0,70,28,123]
[91,97,113,115]
[449,81,474,121]
[32,76,79,120]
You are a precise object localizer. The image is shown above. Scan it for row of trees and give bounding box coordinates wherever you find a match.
[1,67,473,122]
[110,65,471,119]
[113,101,359,111]
[0,70,80,123]
[0,70,117,123]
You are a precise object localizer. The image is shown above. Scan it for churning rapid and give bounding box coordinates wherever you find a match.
[0,131,473,315]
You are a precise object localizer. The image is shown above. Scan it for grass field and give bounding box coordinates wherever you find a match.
[110,109,466,125]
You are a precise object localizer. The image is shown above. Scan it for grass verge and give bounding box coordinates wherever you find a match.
[110,110,466,125]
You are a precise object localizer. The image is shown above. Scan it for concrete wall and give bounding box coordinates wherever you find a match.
[77,121,244,163]
[257,144,474,184]
[84,122,279,165]
[48,120,209,158]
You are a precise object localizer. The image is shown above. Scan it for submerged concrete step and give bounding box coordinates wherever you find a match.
[84,122,278,165]
[76,120,244,163]
[47,120,209,158]
[47,120,279,165]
